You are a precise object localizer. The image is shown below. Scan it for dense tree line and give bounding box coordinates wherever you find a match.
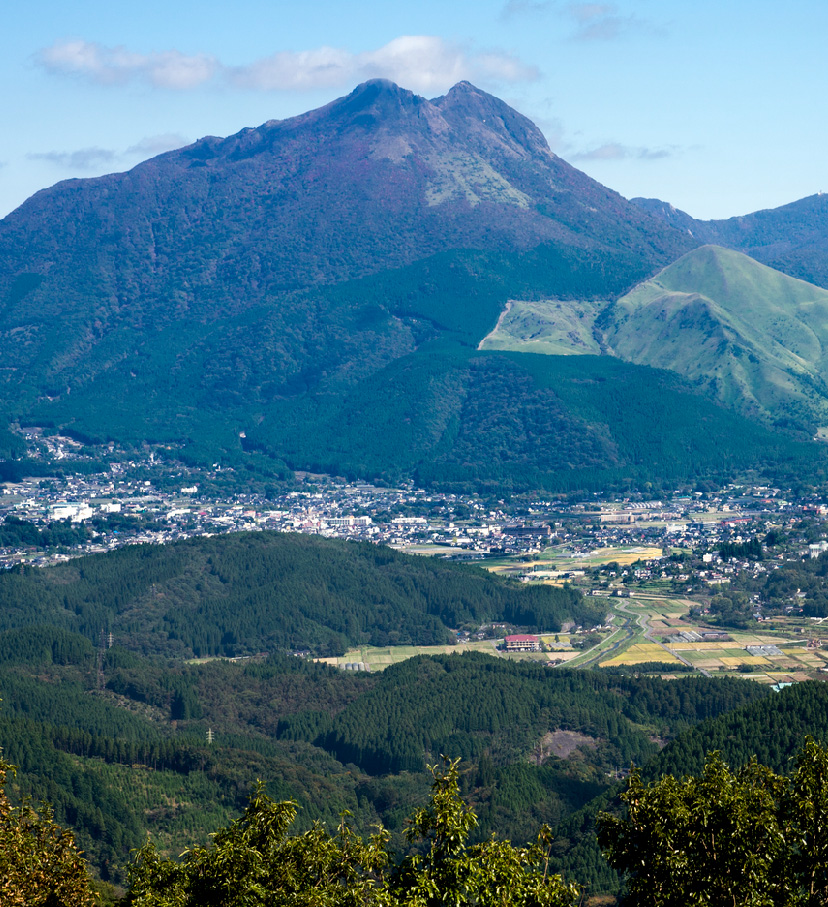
[256,343,821,494]
[314,654,768,775]
[0,532,599,657]
[719,536,764,560]
[0,514,93,549]
[548,680,828,897]
[0,757,96,906]
[0,627,772,888]
[599,737,828,906]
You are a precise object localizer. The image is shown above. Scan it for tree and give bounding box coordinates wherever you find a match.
[784,736,828,906]
[0,758,95,907]
[126,759,579,906]
[391,759,579,907]
[125,784,389,906]
[596,738,828,907]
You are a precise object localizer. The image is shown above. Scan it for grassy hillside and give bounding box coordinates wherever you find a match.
[465,244,828,454]
[603,245,828,427]
[487,245,828,434]
[632,192,828,290]
[478,298,605,356]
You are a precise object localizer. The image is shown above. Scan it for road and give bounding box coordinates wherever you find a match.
[614,600,710,677]
[568,610,636,669]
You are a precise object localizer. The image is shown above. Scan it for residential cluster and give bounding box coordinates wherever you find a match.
[2,434,828,599]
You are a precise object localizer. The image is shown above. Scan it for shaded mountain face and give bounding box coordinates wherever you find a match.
[0,80,820,491]
[1,80,692,302]
[631,194,828,288]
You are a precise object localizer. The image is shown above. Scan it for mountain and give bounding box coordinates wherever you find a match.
[2,80,692,295]
[1,80,822,491]
[601,245,828,427]
[631,193,828,289]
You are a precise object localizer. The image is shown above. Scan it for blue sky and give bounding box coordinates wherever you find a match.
[2,0,825,220]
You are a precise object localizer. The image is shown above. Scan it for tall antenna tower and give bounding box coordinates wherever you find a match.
[97,629,107,690]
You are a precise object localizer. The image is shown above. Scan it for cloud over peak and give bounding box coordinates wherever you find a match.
[36,36,539,95]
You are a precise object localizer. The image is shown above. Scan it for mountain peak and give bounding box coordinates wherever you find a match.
[348,77,412,98]
[329,78,422,124]
[433,82,551,159]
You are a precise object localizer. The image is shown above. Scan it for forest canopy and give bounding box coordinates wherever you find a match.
[0,532,601,657]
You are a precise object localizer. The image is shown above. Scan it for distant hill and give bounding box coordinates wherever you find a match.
[0,531,599,657]
[631,193,828,289]
[602,245,828,427]
[482,245,828,433]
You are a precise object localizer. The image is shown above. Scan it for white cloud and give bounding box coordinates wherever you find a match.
[27,147,118,170]
[500,0,554,20]
[37,36,538,95]
[27,134,191,174]
[357,36,473,94]
[228,46,355,91]
[571,142,672,161]
[36,39,220,89]
[566,3,659,41]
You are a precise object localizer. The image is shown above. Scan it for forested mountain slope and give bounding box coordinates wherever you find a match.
[0,629,769,888]
[550,677,828,894]
[0,80,691,435]
[0,531,599,657]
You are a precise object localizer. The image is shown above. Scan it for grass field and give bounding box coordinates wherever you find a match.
[477,298,604,356]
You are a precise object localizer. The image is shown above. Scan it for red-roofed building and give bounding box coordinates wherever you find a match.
[504,634,540,652]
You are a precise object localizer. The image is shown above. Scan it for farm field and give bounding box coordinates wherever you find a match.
[314,590,828,684]
[316,639,500,671]
[317,636,589,672]
[545,545,664,569]
[586,594,828,682]
[483,545,664,578]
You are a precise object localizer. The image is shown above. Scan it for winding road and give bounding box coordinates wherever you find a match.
[566,596,710,676]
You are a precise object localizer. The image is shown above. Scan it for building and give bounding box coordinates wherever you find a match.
[504,634,541,652]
